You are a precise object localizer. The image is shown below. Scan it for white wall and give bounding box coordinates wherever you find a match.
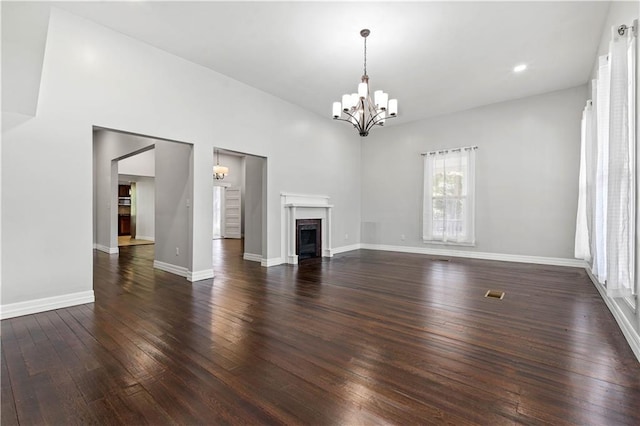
[1,6,360,311]
[119,148,155,177]
[155,141,192,269]
[134,177,155,241]
[362,85,587,261]
[1,2,49,117]
[244,156,265,257]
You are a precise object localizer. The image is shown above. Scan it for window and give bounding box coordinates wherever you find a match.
[423,147,476,245]
[575,23,636,300]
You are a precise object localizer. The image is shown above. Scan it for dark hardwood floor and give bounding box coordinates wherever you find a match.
[2,240,640,425]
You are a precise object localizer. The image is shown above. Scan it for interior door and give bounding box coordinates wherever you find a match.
[224,187,242,238]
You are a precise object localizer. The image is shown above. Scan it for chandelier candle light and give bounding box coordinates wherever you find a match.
[214,150,228,180]
[332,29,398,137]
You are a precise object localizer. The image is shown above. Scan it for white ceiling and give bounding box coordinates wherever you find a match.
[5,1,611,124]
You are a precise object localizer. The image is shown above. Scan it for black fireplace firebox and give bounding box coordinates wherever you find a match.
[296,219,322,261]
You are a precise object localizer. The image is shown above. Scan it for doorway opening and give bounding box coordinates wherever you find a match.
[117,147,156,247]
[212,148,267,265]
[93,127,193,279]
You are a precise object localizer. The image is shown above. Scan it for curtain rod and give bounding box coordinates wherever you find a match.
[421,146,478,156]
[618,19,638,37]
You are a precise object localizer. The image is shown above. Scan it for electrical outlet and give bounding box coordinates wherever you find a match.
[345,233,349,240]
[401,234,406,241]
[176,247,179,256]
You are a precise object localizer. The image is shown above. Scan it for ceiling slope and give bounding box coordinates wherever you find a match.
[4,1,611,125]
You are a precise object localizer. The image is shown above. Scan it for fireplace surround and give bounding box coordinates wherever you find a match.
[281,193,333,265]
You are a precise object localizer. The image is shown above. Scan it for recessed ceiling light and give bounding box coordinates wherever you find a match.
[513,64,527,73]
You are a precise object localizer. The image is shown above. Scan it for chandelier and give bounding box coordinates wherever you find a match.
[332,29,398,137]
[214,150,228,180]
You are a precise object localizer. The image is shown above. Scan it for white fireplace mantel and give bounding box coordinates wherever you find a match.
[281,193,333,265]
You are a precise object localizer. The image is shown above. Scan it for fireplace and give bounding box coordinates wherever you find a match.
[296,219,322,261]
[281,192,333,265]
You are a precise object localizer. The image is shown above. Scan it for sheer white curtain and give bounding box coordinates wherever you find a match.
[588,82,600,276]
[577,25,636,298]
[606,26,636,297]
[423,147,476,245]
[575,103,591,260]
[594,55,610,282]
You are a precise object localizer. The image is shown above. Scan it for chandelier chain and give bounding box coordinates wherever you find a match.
[363,36,367,76]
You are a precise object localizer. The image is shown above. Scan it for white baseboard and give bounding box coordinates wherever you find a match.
[153,260,188,278]
[359,243,586,268]
[261,257,284,267]
[243,253,262,262]
[135,235,155,242]
[153,261,214,282]
[330,244,361,255]
[262,244,584,269]
[585,269,640,362]
[1,290,95,320]
[187,269,214,282]
[95,244,119,254]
